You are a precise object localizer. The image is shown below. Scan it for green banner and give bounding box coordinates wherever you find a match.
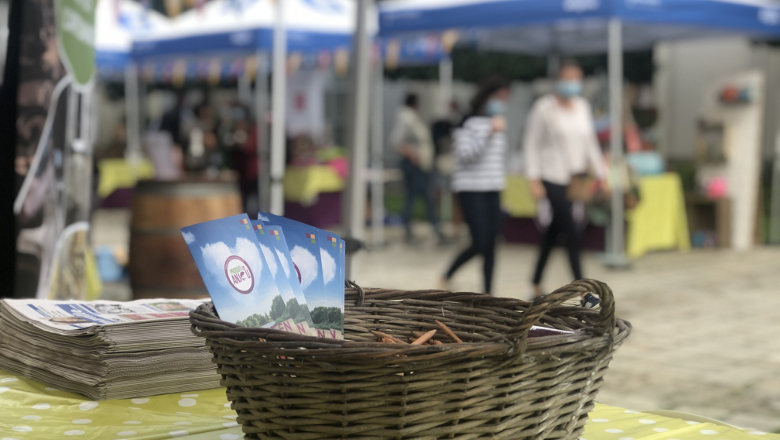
[56,0,96,87]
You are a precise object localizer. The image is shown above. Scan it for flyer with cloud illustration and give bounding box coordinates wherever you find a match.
[316,230,345,339]
[259,212,343,339]
[180,214,291,329]
[251,220,315,336]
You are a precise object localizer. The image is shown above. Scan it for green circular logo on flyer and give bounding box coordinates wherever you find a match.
[56,0,96,87]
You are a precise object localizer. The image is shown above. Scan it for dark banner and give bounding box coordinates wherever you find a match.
[11,0,96,299]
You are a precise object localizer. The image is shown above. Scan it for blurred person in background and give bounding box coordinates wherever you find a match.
[160,92,185,150]
[440,76,510,295]
[524,60,607,307]
[186,103,220,172]
[391,93,444,243]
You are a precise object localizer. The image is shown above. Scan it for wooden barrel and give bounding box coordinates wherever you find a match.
[129,177,242,300]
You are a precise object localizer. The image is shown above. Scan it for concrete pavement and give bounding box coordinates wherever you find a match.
[353,232,780,432]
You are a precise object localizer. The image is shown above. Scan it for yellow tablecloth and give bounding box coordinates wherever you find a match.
[501,175,538,218]
[501,173,691,259]
[97,159,156,198]
[283,165,344,205]
[1,370,775,440]
[626,173,691,258]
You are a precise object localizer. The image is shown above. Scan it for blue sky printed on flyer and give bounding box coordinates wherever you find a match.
[259,212,343,337]
[263,225,309,307]
[251,220,315,334]
[318,231,344,315]
[258,213,326,309]
[181,214,287,327]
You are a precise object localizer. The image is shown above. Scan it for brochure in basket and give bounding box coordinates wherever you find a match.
[258,212,344,339]
[251,220,315,336]
[316,230,345,338]
[181,214,291,329]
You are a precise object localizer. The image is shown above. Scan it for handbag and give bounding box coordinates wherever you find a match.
[567,173,597,203]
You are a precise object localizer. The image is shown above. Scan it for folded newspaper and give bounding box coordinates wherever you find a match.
[0,298,219,400]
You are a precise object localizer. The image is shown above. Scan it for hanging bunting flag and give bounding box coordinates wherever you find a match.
[208,58,222,85]
[172,59,187,88]
[195,60,210,80]
[142,62,156,82]
[112,0,121,22]
[441,29,460,54]
[164,0,183,17]
[244,55,258,81]
[317,50,331,70]
[229,58,245,79]
[195,0,206,13]
[334,48,349,77]
[385,39,400,70]
[287,53,303,76]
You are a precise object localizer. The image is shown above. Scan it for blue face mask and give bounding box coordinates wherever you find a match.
[557,80,582,98]
[486,99,507,116]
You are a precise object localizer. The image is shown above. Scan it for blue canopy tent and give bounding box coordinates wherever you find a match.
[95,0,171,80]
[378,0,780,264]
[127,0,368,214]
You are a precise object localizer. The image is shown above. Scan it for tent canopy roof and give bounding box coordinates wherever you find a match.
[379,0,780,55]
[132,0,375,60]
[96,0,170,71]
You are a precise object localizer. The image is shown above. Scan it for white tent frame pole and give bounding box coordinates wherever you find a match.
[270,0,287,216]
[769,129,780,243]
[124,61,142,167]
[607,18,627,265]
[438,56,454,222]
[370,60,385,246]
[256,50,271,212]
[343,0,373,278]
[438,57,453,115]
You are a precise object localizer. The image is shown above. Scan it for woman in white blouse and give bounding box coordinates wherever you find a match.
[523,61,607,303]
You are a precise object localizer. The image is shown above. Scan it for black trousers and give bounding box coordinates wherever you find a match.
[401,159,441,238]
[532,181,583,285]
[445,191,501,294]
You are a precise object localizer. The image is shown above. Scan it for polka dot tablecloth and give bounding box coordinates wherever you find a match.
[0,370,776,440]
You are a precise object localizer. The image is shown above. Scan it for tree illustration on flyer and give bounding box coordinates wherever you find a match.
[259,213,344,339]
[316,231,344,338]
[180,214,291,329]
[251,221,316,336]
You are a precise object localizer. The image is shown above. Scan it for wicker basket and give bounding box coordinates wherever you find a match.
[190,279,631,440]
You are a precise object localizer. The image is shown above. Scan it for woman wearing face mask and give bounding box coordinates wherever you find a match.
[440,76,510,295]
[523,60,607,307]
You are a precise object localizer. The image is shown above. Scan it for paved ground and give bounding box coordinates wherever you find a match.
[353,227,780,432]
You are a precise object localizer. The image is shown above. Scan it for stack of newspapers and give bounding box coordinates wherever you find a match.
[0,298,220,400]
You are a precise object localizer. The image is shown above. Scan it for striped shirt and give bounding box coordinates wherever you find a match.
[451,116,507,193]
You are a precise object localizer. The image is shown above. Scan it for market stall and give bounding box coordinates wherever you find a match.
[378,0,780,261]
[129,0,369,216]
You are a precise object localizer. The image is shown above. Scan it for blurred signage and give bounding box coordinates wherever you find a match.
[56,0,97,87]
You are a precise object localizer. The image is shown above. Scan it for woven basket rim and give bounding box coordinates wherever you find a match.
[189,279,631,363]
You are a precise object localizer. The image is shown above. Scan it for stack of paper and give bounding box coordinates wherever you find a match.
[0,298,220,400]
